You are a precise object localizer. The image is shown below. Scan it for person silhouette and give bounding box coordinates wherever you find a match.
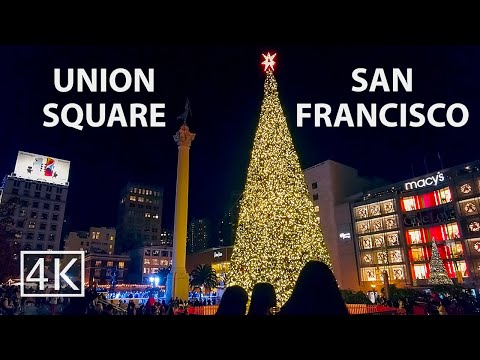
[277,260,349,316]
[215,285,248,315]
[247,282,276,315]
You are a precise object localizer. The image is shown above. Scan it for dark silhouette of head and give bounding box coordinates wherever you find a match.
[216,285,248,315]
[278,260,349,316]
[248,282,276,315]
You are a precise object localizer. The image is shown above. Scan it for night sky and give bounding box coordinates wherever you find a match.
[1,45,479,232]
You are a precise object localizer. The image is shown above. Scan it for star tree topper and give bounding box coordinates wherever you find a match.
[261,52,277,72]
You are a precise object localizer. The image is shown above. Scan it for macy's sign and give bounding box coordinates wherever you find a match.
[404,172,445,191]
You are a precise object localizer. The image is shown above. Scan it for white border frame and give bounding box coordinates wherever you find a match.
[20,251,85,298]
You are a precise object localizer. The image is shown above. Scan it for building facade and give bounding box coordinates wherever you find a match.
[304,160,380,289]
[116,183,163,254]
[128,245,173,284]
[187,218,210,254]
[351,162,480,292]
[85,253,130,286]
[64,226,116,254]
[0,151,70,251]
[218,192,242,247]
[186,246,233,288]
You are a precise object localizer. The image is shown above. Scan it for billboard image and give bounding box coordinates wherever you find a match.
[14,151,70,185]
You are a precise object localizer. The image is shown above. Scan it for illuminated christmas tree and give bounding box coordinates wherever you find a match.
[227,53,331,307]
[427,240,453,285]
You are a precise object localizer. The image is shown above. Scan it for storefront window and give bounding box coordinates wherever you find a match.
[354,206,368,219]
[373,236,385,248]
[369,204,381,217]
[389,249,402,263]
[406,229,427,244]
[360,236,372,249]
[380,200,395,214]
[376,251,388,264]
[410,246,426,262]
[357,221,370,234]
[413,264,429,279]
[459,198,479,216]
[361,267,377,281]
[384,216,397,230]
[400,187,452,212]
[386,232,400,246]
[392,267,405,280]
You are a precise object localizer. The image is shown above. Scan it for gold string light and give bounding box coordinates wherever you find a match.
[228,66,331,307]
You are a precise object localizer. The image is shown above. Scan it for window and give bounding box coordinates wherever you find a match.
[406,229,427,244]
[92,232,100,240]
[313,194,319,201]
[23,190,30,196]
[134,188,138,193]
[413,264,428,280]
[47,245,54,250]
[41,213,48,220]
[159,260,169,266]
[52,214,59,221]
[137,204,144,209]
[144,259,150,265]
[145,249,151,256]
[46,186,53,192]
[153,214,159,219]
[128,210,134,216]
[107,261,113,267]
[36,244,43,250]
[161,250,168,257]
[151,259,159,265]
[45,194,51,200]
[86,242,90,246]
[25,182,32,189]
[118,261,125,269]
[80,241,84,245]
[49,234,55,242]
[312,182,318,189]
[32,201,39,208]
[53,204,60,211]
[37,233,45,241]
[129,195,137,201]
[17,220,24,227]
[314,206,319,212]
[361,267,378,281]
[95,261,102,267]
[43,203,50,210]
[94,269,101,277]
[12,188,19,195]
[55,195,61,201]
[28,221,36,229]
[36,184,42,190]
[19,209,26,217]
[40,223,46,230]
[110,235,114,241]
[30,211,37,218]
[129,203,136,208]
[26,233,34,240]
[138,197,144,202]
[152,250,160,256]
[56,187,62,194]
[146,205,151,210]
[15,231,22,239]
[51,224,57,231]
[34,192,40,198]
[13,180,20,187]
[145,212,151,218]
[143,267,150,274]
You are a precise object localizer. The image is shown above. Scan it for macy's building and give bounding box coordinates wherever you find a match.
[350,162,480,291]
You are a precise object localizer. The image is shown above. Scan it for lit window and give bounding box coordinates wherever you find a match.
[95,261,102,267]
[153,214,159,219]
[110,236,114,241]
[109,244,113,249]
[118,261,125,269]
[138,197,145,202]
[129,195,137,201]
[107,261,113,267]
[316,216,320,223]
[28,221,36,229]
[143,268,150,274]
[145,212,151,218]
[314,206,319,212]
[160,259,169,266]
[144,259,150,265]
[134,188,138,193]
[151,259,159,265]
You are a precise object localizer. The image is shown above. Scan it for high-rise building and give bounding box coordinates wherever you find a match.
[128,245,173,284]
[159,229,173,247]
[303,160,381,289]
[187,218,210,253]
[116,183,163,254]
[0,151,70,251]
[64,226,116,254]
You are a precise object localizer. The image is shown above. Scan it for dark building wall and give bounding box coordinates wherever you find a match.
[116,183,163,254]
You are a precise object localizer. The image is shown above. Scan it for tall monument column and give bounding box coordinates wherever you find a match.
[166,123,195,302]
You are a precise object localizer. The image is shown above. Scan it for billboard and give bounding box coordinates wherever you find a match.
[14,151,70,185]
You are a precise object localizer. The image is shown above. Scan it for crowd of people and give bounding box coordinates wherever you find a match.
[3,260,480,315]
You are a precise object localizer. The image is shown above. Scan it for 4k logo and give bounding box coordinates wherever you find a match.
[20,251,85,297]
